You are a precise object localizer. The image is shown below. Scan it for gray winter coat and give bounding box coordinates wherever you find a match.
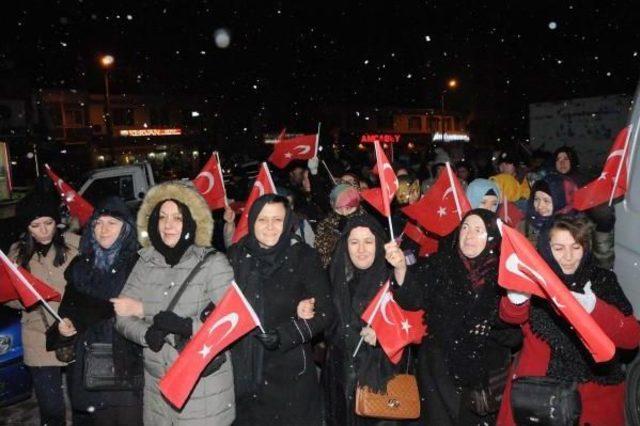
[115,181,235,425]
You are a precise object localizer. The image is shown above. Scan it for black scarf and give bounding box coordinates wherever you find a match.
[147,199,197,267]
[458,209,501,289]
[230,195,297,398]
[529,229,633,384]
[328,214,399,392]
[34,241,52,258]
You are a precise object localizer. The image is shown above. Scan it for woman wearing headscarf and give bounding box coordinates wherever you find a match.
[525,173,576,247]
[393,209,520,425]
[315,183,364,268]
[4,189,79,426]
[114,182,235,425]
[498,215,640,425]
[323,214,413,426]
[466,178,501,213]
[227,193,334,425]
[54,196,142,425]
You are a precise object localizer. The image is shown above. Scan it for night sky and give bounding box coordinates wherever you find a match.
[2,0,639,141]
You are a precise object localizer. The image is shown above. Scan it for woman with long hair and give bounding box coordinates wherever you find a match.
[5,190,79,425]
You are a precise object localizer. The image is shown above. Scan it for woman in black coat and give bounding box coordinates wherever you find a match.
[393,209,520,426]
[323,214,414,426]
[55,197,143,425]
[227,194,334,426]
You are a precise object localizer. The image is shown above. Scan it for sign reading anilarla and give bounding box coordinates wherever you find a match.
[360,134,401,143]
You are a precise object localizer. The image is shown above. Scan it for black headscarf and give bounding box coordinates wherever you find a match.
[242,194,297,277]
[147,199,197,267]
[456,208,501,289]
[328,213,398,392]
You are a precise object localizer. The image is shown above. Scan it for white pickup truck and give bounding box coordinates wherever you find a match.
[78,162,155,211]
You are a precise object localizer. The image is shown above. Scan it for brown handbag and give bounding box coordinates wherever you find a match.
[355,373,421,420]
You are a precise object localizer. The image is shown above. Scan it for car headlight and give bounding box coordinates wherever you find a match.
[0,335,12,355]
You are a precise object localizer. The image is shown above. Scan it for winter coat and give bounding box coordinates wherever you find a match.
[115,181,235,426]
[7,231,79,367]
[227,238,334,426]
[497,265,640,426]
[55,196,143,412]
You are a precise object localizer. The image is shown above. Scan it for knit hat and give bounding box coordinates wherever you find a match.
[18,191,61,229]
[329,184,361,210]
[466,179,501,209]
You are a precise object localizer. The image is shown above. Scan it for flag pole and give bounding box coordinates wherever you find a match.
[215,151,229,208]
[353,281,390,358]
[609,124,633,206]
[387,216,396,242]
[321,160,337,185]
[445,162,463,220]
[314,122,321,159]
[0,250,63,322]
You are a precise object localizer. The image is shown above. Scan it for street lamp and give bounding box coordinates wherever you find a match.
[100,54,115,163]
[440,79,458,143]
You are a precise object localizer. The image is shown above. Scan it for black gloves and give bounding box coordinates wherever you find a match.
[145,325,168,352]
[200,301,216,323]
[254,329,280,351]
[154,311,193,338]
[201,352,226,377]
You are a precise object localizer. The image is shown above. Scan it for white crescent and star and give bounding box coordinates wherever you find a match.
[254,181,265,196]
[381,163,398,195]
[198,312,240,359]
[442,187,454,200]
[196,171,215,195]
[505,252,548,288]
[606,149,625,162]
[437,206,447,217]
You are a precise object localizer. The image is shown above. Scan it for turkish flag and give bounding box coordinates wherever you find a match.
[361,281,427,364]
[497,199,525,228]
[193,152,227,210]
[574,125,632,210]
[44,164,94,226]
[231,163,277,244]
[361,141,398,217]
[402,221,438,257]
[0,250,61,308]
[159,281,262,409]
[268,132,318,169]
[402,164,471,236]
[497,221,616,362]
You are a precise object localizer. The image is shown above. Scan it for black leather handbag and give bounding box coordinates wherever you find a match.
[84,342,143,391]
[510,376,581,425]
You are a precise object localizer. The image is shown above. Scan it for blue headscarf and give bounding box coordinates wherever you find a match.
[466,179,501,210]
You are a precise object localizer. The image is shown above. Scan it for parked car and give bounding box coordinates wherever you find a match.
[0,306,31,407]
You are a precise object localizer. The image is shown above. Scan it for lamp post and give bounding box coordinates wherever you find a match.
[440,79,458,143]
[100,54,115,164]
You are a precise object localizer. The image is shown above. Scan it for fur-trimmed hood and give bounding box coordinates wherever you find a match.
[137,181,213,248]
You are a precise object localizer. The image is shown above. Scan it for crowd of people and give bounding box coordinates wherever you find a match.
[4,142,640,425]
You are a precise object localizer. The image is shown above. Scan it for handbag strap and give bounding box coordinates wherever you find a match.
[164,250,216,312]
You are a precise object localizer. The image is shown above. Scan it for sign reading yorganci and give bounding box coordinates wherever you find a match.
[119,128,183,137]
[360,134,401,143]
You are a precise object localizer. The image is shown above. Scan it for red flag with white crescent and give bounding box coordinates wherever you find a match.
[360,141,398,217]
[159,281,261,409]
[44,164,94,226]
[231,163,277,244]
[401,167,471,236]
[497,199,525,228]
[497,220,615,362]
[0,250,61,308]
[574,125,632,210]
[361,281,427,364]
[193,152,227,211]
[268,132,318,169]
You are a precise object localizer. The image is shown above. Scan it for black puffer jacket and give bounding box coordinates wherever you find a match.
[57,197,142,412]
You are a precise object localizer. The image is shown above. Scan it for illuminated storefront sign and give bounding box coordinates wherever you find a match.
[120,128,182,137]
[431,132,470,142]
[360,134,401,143]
